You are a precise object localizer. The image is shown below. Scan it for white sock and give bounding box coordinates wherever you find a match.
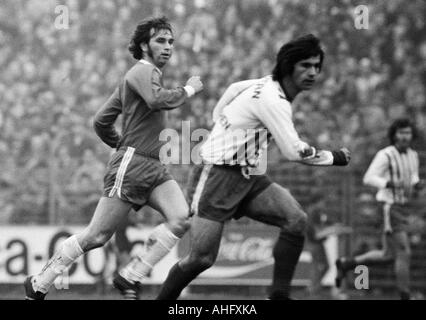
[33,235,84,293]
[120,224,179,283]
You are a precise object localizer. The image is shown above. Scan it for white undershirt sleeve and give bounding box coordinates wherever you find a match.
[363,151,389,189]
[255,101,333,165]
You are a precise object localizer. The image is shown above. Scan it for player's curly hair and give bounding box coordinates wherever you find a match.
[272,34,324,81]
[129,16,173,60]
[388,118,417,145]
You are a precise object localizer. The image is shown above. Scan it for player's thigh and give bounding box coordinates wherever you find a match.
[383,231,410,257]
[244,183,306,228]
[82,194,132,239]
[148,179,189,221]
[184,216,224,266]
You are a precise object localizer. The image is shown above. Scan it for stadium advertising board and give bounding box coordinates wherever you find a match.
[0,225,337,286]
[0,226,177,285]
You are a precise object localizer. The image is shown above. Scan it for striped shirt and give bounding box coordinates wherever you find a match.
[363,145,420,204]
[200,76,335,173]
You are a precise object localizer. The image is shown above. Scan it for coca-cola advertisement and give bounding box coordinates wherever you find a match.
[177,225,320,286]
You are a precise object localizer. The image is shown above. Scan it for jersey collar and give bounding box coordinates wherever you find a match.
[392,145,410,154]
[271,77,290,102]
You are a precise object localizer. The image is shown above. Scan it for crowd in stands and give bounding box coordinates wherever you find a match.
[0,0,424,224]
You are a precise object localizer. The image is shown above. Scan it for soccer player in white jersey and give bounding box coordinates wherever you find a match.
[156,34,351,300]
[336,118,423,300]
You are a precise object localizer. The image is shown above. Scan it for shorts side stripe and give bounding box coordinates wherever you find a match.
[108,148,132,198]
[191,165,213,216]
[108,147,135,198]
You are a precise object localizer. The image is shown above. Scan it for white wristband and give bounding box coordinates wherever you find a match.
[184,85,196,98]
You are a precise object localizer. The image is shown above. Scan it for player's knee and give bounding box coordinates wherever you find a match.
[380,253,394,264]
[287,210,307,235]
[383,250,395,261]
[168,211,191,236]
[189,253,216,272]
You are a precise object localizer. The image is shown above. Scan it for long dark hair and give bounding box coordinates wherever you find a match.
[128,16,172,60]
[272,34,324,81]
[388,118,417,144]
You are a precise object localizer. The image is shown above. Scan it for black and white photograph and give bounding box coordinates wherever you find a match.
[0,0,425,309]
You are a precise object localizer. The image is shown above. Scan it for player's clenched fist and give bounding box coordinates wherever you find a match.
[294,141,316,159]
[186,76,203,94]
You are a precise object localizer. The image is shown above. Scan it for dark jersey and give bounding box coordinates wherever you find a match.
[93,60,189,159]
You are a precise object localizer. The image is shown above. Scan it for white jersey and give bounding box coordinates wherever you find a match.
[200,76,334,171]
[363,145,420,204]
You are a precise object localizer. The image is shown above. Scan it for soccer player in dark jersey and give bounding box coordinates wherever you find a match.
[156,34,351,300]
[24,16,203,300]
[335,118,423,300]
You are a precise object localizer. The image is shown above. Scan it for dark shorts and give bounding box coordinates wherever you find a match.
[381,203,411,233]
[187,164,273,222]
[103,147,173,209]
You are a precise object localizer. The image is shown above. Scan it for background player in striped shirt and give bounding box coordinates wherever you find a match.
[156,34,351,300]
[335,118,424,300]
[24,16,203,300]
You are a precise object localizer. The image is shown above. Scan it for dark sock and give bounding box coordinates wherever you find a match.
[268,231,305,300]
[400,290,411,300]
[341,257,357,271]
[156,263,198,300]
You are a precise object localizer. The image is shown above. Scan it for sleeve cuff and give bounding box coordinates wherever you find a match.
[331,150,349,166]
[184,86,195,98]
